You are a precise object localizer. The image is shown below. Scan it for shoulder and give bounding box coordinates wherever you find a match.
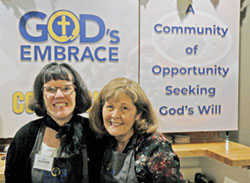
[8,118,43,154]
[6,118,43,169]
[135,132,184,182]
[136,132,179,162]
[136,132,173,152]
[13,117,43,141]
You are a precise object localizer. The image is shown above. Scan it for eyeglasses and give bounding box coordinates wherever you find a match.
[43,85,76,95]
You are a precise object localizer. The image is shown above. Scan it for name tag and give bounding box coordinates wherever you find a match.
[33,154,54,171]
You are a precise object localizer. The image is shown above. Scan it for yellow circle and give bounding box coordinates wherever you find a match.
[51,167,61,177]
[48,10,79,43]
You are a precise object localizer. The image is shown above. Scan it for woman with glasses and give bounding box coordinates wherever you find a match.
[89,77,184,183]
[5,62,108,183]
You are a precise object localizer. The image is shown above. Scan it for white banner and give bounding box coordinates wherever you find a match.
[0,0,240,137]
[140,0,239,132]
[0,0,138,137]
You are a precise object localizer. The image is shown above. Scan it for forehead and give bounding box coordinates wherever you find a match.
[107,92,134,105]
[44,79,74,86]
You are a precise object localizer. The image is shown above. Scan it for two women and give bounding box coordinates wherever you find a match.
[5,63,183,183]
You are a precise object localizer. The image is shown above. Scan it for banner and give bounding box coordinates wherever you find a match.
[0,0,240,137]
[140,0,239,132]
[0,0,138,137]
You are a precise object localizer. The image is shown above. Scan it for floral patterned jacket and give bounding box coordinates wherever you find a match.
[134,132,184,183]
[103,132,184,183]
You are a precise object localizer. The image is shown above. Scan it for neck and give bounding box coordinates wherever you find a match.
[43,127,60,148]
[50,114,73,126]
[115,130,134,152]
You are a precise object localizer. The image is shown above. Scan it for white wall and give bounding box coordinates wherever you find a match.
[200,157,250,183]
[180,157,250,183]
[180,157,202,182]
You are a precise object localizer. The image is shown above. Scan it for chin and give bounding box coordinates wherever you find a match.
[107,131,121,137]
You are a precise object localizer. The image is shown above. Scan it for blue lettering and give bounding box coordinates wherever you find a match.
[79,14,105,43]
[165,86,172,95]
[163,26,171,33]
[95,46,106,62]
[34,45,51,61]
[55,46,66,60]
[20,45,31,61]
[19,11,48,42]
[159,106,168,115]
[68,46,79,61]
[198,105,210,114]
[154,24,162,33]
[152,65,162,75]
[109,47,118,62]
[20,45,119,62]
[81,46,94,61]
[109,30,120,44]
[186,5,195,14]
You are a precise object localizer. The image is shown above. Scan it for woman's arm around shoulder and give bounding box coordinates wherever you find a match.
[5,119,42,183]
[135,132,185,183]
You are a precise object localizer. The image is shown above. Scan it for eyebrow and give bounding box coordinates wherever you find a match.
[43,83,74,86]
[106,101,132,107]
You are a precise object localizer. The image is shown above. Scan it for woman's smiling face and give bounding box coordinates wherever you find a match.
[102,92,140,141]
[43,78,76,125]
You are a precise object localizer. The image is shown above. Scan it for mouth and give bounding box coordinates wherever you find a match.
[109,121,124,126]
[54,103,67,107]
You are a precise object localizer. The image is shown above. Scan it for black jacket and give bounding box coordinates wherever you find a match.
[5,115,108,183]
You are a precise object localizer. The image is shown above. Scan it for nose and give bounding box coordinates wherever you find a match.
[54,88,64,97]
[111,109,120,118]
